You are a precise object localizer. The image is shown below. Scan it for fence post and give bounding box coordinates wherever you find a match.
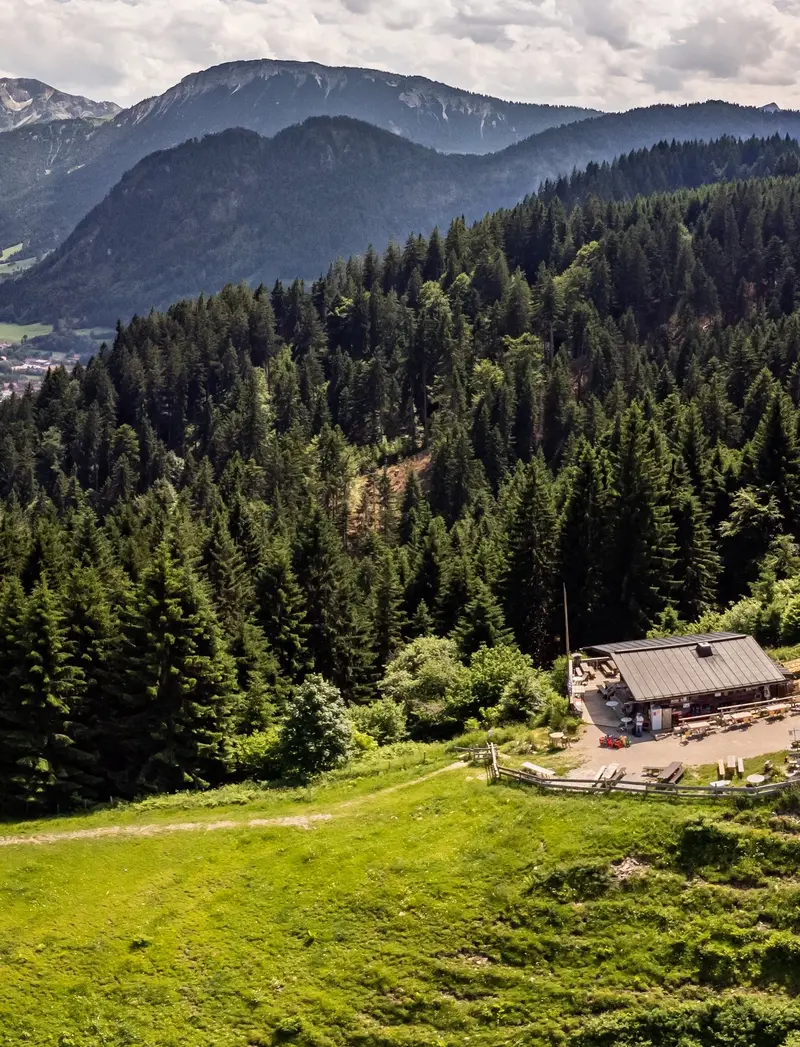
[489,743,499,783]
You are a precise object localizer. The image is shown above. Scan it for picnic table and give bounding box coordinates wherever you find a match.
[549,732,567,749]
[747,774,767,786]
[657,761,684,784]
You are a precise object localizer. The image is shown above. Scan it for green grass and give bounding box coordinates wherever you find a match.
[0,321,54,344]
[4,746,800,1046]
[0,243,22,262]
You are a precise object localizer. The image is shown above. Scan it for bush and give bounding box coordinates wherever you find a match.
[230,728,282,780]
[349,697,408,745]
[380,637,469,737]
[281,675,354,780]
[454,644,562,725]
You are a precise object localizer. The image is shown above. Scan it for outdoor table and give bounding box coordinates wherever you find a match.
[731,712,753,721]
[620,717,632,726]
[747,774,767,786]
[549,732,567,748]
[606,700,619,708]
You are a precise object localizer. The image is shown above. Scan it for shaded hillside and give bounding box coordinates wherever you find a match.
[2,88,800,261]
[0,59,596,253]
[3,124,799,326]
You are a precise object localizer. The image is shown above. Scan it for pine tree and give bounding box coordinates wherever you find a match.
[559,440,611,647]
[746,389,800,536]
[13,580,92,810]
[501,458,559,661]
[372,548,406,671]
[671,490,721,621]
[114,541,238,795]
[63,564,118,798]
[256,540,309,682]
[0,578,29,809]
[202,510,254,634]
[453,580,512,657]
[293,505,373,698]
[607,404,677,637]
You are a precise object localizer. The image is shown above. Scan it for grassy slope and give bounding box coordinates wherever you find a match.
[0,320,53,343]
[6,741,800,1047]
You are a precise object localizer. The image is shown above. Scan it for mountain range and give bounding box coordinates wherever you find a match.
[3,123,798,328]
[3,59,800,328]
[0,60,597,255]
[0,77,119,133]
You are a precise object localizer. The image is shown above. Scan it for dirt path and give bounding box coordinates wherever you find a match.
[0,762,466,849]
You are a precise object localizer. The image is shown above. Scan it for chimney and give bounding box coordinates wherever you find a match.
[696,642,713,658]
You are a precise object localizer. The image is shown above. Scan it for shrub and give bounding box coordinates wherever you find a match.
[453,643,562,725]
[230,728,282,780]
[281,675,354,780]
[349,697,408,745]
[380,637,469,736]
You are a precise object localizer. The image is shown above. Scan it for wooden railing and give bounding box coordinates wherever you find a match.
[486,744,793,801]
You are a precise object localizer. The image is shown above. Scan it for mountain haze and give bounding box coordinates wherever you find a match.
[4,123,798,327]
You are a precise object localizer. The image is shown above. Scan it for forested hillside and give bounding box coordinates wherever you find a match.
[6,165,800,810]
[3,129,799,327]
[1,95,800,265]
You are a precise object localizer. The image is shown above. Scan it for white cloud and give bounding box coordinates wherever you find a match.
[2,0,800,111]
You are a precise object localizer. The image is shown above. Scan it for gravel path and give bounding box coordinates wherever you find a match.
[572,687,800,776]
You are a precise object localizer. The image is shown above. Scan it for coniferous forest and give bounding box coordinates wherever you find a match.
[7,152,800,811]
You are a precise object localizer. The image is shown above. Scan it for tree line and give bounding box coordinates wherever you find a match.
[3,155,800,809]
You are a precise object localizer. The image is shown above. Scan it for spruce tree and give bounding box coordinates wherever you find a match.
[501,457,559,661]
[453,580,512,657]
[671,490,721,622]
[14,580,92,810]
[607,404,677,637]
[256,540,310,683]
[372,548,406,671]
[559,440,611,647]
[114,541,238,795]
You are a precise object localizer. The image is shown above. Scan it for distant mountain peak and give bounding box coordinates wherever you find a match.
[0,78,120,132]
[118,58,599,153]
[761,102,782,114]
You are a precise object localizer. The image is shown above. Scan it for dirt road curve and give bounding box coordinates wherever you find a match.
[0,761,467,848]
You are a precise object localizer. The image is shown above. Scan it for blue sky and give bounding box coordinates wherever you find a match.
[2,0,798,110]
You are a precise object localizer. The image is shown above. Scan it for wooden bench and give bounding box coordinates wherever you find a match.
[737,757,745,778]
[718,759,726,780]
[658,761,685,785]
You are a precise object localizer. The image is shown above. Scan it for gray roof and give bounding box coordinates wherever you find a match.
[587,633,785,703]
[587,632,745,656]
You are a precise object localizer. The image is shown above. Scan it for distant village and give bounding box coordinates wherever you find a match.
[0,341,82,399]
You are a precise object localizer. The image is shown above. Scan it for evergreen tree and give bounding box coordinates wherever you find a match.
[559,440,611,646]
[453,580,512,657]
[607,405,677,637]
[501,458,559,661]
[114,541,238,795]
[372,548,406,670]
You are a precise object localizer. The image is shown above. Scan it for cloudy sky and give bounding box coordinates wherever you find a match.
[2,0,799,111]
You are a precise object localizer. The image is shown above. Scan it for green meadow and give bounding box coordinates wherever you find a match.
[0,321,53,344]
[3,744,800,1047]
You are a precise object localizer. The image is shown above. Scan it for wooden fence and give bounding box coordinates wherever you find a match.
[481,745,794,802]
